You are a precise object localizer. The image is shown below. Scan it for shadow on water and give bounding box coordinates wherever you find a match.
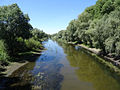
[0,40,64,90]
[0,62,35,90]
[12,52,42,62]
[0,60,64,90]
[0,77,32,90]
[0,53,41,90]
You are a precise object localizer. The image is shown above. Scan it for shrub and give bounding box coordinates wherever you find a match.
[0,40,9,63]
[105,37,115,53]
[115,42,120,56]
[25,38,42,50]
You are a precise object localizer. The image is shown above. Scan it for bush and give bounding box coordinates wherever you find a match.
[0,40,9,63]
[16,37,26,52]
[105,37,115,53]
[25,38,42,50]
[115,42,120,56]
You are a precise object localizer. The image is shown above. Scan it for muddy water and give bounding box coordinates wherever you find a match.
[5,39,120,90]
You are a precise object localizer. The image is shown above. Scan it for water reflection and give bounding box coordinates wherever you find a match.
[2,40,120,90]
[59,42,120,90]
[3,40,65,90]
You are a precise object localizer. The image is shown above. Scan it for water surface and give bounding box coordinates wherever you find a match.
[6,39,120,90]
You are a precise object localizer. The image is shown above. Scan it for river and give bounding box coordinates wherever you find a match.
[3,39,120,90]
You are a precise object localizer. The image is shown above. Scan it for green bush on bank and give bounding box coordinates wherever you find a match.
[0,40,9,63]
[25,38,43,50]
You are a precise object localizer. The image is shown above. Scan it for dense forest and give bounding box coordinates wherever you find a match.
[0,4,48,64]
[52,0,120,58]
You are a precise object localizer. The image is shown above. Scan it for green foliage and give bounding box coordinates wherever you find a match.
[105,37,116,53]
[0,40,9,62]
[52,0,120,58]
[102,0,115,14]
[25,38,42,50]
[66,20,78,42]
[0,4,32,55]
[115,0,120,6]
[0,4,48,63]
[31,28,48,41]
[115,42,120,56]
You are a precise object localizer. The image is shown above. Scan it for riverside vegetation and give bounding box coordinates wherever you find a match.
[1,1,120,90]
[52,0,120,60]
[0,4,48,66]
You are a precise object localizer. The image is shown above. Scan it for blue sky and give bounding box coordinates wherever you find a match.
[0,0,97,34]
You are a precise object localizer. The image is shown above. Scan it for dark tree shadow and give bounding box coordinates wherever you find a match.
[12,53,41,62]
[0,76,32,90]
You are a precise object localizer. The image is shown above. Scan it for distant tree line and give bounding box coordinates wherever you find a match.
[52,0,120,58]
[0,4,48,63]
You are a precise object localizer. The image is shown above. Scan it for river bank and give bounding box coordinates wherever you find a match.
[1,39,120,90]
[0,50,44,77]
[78,44,120,67]
[67,42,120,77]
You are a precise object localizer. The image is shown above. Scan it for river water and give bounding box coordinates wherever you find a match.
[5,39,120,90]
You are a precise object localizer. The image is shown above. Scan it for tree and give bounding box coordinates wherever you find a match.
[102,0,115,14]
[52,0,120,58]
[66,20,77,42]
[31,28,48,41]
[0,4,32,55]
